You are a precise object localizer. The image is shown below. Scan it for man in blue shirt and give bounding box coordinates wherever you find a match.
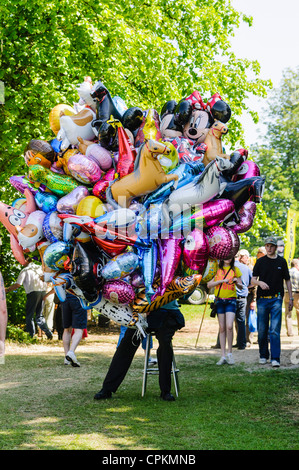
[234,249,252,349]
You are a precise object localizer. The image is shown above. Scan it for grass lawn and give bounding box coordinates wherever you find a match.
[0,304,298,451]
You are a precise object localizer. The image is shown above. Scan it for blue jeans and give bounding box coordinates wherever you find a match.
[257,296,283,362]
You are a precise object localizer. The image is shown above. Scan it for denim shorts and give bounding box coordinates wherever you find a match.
[216,298,237,314]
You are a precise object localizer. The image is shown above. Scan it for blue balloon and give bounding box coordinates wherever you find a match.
[35,192,58,213]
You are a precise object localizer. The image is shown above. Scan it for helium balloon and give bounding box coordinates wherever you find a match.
[76,196,105,218]
[42,211,64,243]
[66,153,103,184]
[37,240,58,282]
[24,140,56,169]
[57,186,90,214]
[17,210,46,250]
[182,229,209,273]
[201,258,219,283]
[138,241,158,303]
[57,107,96,150]
[70,242,100,303]
[165,157,233,219]
[78,137,113,171]
[134,108,162,148]
[49,104,75,136]
[102,280,135,305]
[133,274,202,313]
[101,251,139,280]
[44,241,73,270]
[92,168,116,202]
[108,139,177,208]
[92,296,147,337]
[206,226,240,260]
[218,176,265,211]
[35,192,58,213]
[226,201,256,234]
[157,238,182,296]
[232,160,260,182]
[28,165,82,196]
[106,117,137,178]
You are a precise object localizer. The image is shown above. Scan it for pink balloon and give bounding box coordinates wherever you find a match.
[191,199,235,229]
[86,144,113,170]
[157,238,182,296]
[232,160,260,182]
[67,153,102,184]
[182,229,209,273]
[230,201,256,233]
[102,280,135,305]
[206,226,240,260]
[92,169,116,202]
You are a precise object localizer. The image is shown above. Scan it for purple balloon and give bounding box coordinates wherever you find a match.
[232,160,260,182]
[157,238,182,296]
[191,199,235,229]
[182,229,209,273]
[67,153,102,184]
[56,186,90,214]
[102,280,135,305]
[206,226,240,260]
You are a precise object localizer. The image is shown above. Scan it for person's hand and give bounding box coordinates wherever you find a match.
[250,301,256,310]
[289,299,294,311]
[258,281,269,290]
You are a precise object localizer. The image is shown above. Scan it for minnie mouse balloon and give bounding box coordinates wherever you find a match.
[206,226,240,260]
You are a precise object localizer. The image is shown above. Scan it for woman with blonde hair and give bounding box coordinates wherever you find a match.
[207,257,242,365]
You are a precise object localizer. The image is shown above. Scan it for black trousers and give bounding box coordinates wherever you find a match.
[25,291,52,338]
[102,308,184,394]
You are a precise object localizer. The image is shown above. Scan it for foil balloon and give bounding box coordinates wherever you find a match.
[202,121,230,167]
[130,270,145,288]
[0,188,37,264]
[70,243,100,303]
[108,139,177,208]
[28,165,81,196]
[35,192,58,213]
[201,258,219,284]
[57,107,97,150]
[157,141,179,173]
[102,280,135,305]
[43,241,73,271]
[78,137,113,171]
[57,186,90,214]
[134,109,162,148]
[226,201,257,234]
[133,274,202,313]
[101,251,139,280]
[168,199,235,237]
[138,241,158,303]
[182,229,209,273]
[76,196,105,218]
[56,148,79,175]
[143,160,204,209]
[218,176,265,211]
[42,211,64,243]
[10,175,39,196]
[49,104,75,136]
[92,297,147,337]
[24,140,56,169]
[206,226,240,260]
[157,238,182,296]
[66,153,103,184]
[37,240,58,281]
[17,210,46,250]
[92,168,116,202]
[165,157,233,219]
[232,160,260,182]
[107,117,137,178]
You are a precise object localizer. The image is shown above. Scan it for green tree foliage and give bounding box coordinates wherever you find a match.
[250,67,299,256]
[0,1,273,322]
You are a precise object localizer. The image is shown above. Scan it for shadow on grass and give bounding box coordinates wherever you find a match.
[0,348,298,450]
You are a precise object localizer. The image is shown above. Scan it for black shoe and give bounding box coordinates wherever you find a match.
[160,392,175,401]
[94,389,112,400]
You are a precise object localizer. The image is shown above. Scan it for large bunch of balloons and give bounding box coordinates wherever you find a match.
[0,77,265,337]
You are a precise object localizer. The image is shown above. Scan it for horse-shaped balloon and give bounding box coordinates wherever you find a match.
[107,139,179,208]
[202,120,230,167]
[164,156,234,220]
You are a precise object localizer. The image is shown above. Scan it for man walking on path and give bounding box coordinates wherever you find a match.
[5,259,53,339]
[252,237,293,367]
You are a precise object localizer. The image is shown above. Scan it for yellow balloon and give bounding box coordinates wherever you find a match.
[201,258,219,283]
[76,196,105,218]
[49,104,75,136]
